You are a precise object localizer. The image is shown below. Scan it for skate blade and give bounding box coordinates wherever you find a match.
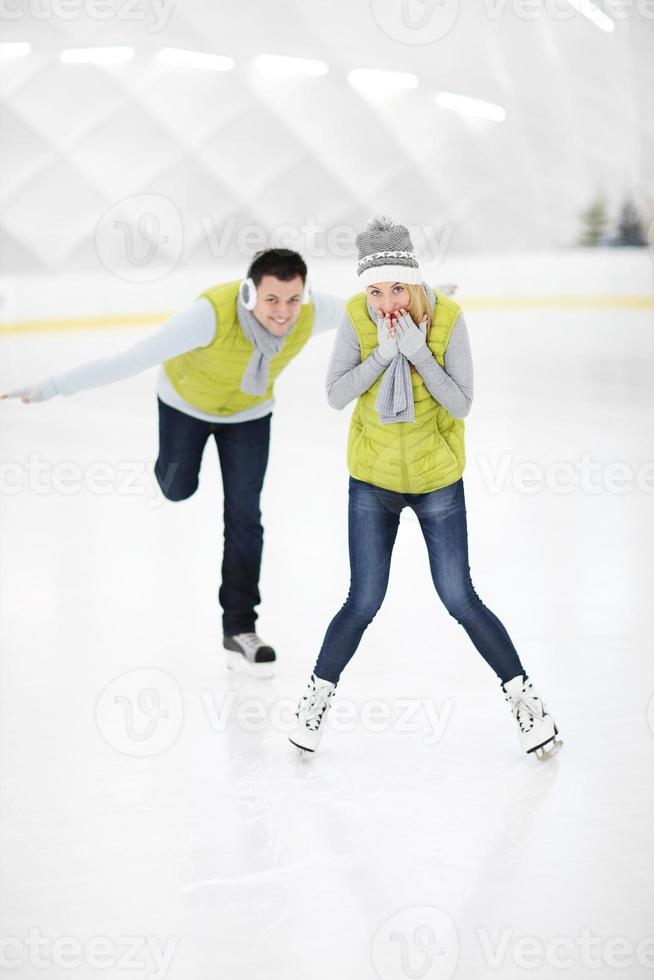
[534,736,563,760]
[225,649,275,680]
[288,736,315,757]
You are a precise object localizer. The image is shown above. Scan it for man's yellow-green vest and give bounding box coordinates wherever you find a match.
[163,280,315,415]
[346,287,466,494]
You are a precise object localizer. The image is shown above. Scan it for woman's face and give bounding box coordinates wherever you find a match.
[366,282,411,318]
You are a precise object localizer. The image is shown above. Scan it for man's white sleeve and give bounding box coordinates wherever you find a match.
[310,292,348,336]
[45,298,216,398]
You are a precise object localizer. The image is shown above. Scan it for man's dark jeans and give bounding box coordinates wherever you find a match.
[154,397,271,636]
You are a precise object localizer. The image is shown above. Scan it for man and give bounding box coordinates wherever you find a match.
[1,248,344,678]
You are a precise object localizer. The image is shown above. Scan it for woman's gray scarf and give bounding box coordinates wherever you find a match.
[372,283,436,424]
[237,295,295,396]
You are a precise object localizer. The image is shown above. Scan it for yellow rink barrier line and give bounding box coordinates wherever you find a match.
[0,294,653,335]
[462,294,654,310]
[0,311,173,335]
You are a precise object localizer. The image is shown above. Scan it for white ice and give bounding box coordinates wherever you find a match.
[1,258,653,980]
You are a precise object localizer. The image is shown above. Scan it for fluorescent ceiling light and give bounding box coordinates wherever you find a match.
[348,68,419,95]
[158,48,234,71]
[60,47,135,65]
[436,91,506,121]
[0,42,31,58]
[564,0,615,30]
[253,54,328,76]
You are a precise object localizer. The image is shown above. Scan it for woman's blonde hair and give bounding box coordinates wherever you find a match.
[404,283,431,324]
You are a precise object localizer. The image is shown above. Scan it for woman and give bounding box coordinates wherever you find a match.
[288,216,562,760]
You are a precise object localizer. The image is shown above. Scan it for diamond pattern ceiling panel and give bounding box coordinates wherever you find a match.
[0,0,651,276]
[2,156,110,267]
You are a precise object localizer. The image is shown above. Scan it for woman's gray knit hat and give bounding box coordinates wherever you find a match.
[355,214,422,286]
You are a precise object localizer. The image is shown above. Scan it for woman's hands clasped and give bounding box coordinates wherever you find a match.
[376,308,428,362]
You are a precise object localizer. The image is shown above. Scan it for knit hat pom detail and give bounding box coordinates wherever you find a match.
[362,213,397,234]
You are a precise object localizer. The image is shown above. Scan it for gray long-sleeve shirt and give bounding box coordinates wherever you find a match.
[325,310,473,419]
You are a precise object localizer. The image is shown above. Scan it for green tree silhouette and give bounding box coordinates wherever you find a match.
[578,195,609,246]
[614,197,647,246]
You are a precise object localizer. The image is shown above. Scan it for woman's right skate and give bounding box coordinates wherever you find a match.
[502,673,563,759]
[288,673,336,755]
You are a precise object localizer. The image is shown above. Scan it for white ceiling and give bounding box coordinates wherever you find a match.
[1,0,652,274]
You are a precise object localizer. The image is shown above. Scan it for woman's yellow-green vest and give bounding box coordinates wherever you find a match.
[347,288,466,494]
[162,280,315,415]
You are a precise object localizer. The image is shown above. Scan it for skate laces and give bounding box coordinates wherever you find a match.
[303,681,335,731]
[504,680,543,733]
[236,632,263,654]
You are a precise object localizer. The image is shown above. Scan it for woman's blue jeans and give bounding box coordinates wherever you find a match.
[314,476,524,685]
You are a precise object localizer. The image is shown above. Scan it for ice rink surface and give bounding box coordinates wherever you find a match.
[1,269,653,979]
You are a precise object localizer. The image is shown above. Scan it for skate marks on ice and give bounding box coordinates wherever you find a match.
[176,720,379,975]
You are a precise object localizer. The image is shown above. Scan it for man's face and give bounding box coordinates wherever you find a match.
[252,275,305,336]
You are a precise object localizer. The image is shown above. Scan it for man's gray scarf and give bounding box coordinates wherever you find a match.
[237,295,295,396]
[372,283,436,424]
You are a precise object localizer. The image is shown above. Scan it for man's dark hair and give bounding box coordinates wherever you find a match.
[248,248,307,287]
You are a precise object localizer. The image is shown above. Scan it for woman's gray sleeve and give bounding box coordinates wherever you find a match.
[408,312,474,418]
[325,312,391,410]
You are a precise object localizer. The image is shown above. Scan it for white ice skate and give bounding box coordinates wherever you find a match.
[224,632,276,680]
[502,674,563,759]
[288,673,336,754]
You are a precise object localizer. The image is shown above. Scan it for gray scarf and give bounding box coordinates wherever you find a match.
[371,283,436,424]
[237,295,296,396]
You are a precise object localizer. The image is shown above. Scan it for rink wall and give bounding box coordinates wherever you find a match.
[0,248,652,332]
